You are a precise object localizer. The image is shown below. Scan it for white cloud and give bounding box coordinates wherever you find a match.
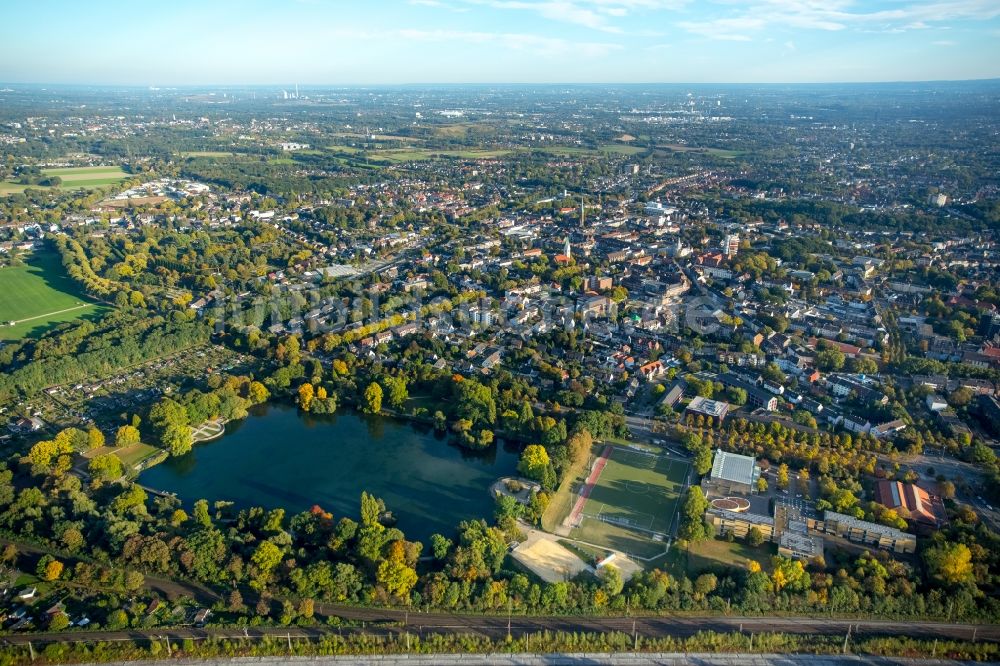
[675,0,1000,41]
[462,0,689,33]
[677,17,764,41]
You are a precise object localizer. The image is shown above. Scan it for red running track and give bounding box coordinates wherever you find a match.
[567,444,613,526]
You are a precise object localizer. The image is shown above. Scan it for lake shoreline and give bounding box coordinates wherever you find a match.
[139,402,522,543]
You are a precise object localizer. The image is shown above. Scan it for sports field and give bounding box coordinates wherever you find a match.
[568,444,689,560]
[0,250,105,339]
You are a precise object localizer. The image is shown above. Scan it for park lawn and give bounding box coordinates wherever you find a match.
[84,443,161,469]
[0,250,107,340]
[115,443,161,468]
[686,538,777,575]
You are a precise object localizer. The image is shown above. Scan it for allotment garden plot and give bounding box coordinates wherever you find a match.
[567,443,689,560]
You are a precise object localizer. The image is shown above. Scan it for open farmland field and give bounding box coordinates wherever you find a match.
[43,165,129,188]
[180,151,235,158]
[0,166,129,195]
[536,144,646,157]
[370,148,514,162]
[0,250,107,339]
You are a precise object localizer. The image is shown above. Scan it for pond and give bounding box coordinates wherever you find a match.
[140,403,521,543]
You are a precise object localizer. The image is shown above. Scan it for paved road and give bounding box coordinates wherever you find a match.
[4,608,997,647]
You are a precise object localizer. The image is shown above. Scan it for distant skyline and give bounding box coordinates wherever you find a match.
[2,0,999,85]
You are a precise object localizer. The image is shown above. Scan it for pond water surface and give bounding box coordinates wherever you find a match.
[140,403,520,543]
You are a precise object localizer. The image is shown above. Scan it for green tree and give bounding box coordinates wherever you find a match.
[298,383,315,411]
[776,464,789,490]
[87,427,105,450]
[600,564,624,597]
[430,533,452,560]
[517,444,551,483]
[248,381,270,404]
[163,424,193,457]
[924,542,975,587]
[48,612,70,631]
[376,541,418,598]
[747,526,765,547]
[115,424,141,447]
[383,375,409,410]
[193,499,212,528]
[251,541,284,579]
[89,453,124,483]
[363,382,383,414]
[816,348,845,372]
[693,446,713,476]
[679,486,710,542]
[850,357,879,375]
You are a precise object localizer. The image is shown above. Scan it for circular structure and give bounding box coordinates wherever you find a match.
[711,497,750,512]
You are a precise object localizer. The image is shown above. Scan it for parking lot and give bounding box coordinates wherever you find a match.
[760,467,820,519]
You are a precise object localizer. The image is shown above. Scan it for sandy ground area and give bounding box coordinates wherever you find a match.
[514,526,643,583]
[513,531,589,583]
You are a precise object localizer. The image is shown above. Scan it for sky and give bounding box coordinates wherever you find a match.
[1,0,999,85]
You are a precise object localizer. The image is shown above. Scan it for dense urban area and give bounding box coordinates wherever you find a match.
[0,81,998,663]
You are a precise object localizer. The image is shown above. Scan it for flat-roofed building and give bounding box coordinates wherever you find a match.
[685,396,730,424]
[820,511,916,554]
[707,508,774,540]
[778,530,825,561]
[706,449,760,496]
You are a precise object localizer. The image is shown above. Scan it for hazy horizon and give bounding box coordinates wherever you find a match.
[3,78,1000,88]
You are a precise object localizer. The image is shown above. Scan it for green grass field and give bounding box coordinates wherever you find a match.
[656,144,743,159]
[570,445,689,560]
[0,250,106,339]
[115,443,161,468]
[180,150,234,158]
[1,165,128,195]
[686,538,777,575]
[534,143,646,157]
[370,148,513,162]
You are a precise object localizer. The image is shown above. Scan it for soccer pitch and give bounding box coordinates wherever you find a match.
[569,444,689,560]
